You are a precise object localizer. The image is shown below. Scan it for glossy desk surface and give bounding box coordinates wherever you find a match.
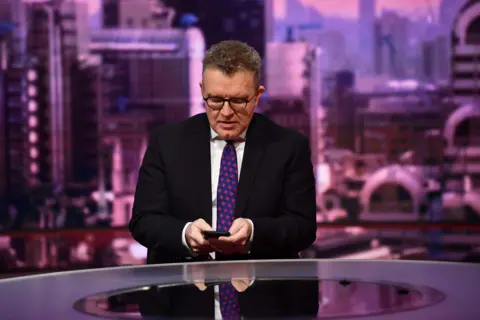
[0,259,479,319]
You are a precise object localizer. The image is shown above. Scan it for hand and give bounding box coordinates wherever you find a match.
[230,263,255,292]
[231,279,251,292]
[185,219,213,254]
[185,263,208,291]
[210,218,252,254]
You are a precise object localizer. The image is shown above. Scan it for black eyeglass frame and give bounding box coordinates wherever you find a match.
[203,90,259,111]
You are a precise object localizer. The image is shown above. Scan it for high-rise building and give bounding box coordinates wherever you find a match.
[0,26,12,206]
[358,0,376,74]
[92,1,206,222]
[1,0,98,205]
[103,0,175,29]
[374,11,409,78]
[263,41,324,165]
[70,60,100,185]
[421,35,450,82]
[324,71,357,152]
[1,0,30,203]
[89,26,205,119]
[24,1,82,189]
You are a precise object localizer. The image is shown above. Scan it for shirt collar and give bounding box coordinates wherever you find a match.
[210,127,247,142]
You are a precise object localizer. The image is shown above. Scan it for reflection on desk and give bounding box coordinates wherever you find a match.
[90,278,443,319]
[137,280,318,319]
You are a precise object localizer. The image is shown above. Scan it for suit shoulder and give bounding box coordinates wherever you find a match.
[255,113,309,143]
[149,113,208,138]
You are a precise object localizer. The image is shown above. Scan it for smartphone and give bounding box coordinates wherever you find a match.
[203,230,230,239]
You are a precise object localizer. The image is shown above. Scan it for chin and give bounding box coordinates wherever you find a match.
[219,130,238,139]
[217,125,240,138]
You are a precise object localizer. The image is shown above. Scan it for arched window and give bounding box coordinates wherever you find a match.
[466,17,480,44]
[370,183,413,213]
[453,116,480,147]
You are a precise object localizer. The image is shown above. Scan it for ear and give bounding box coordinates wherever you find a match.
[255,86,265,105]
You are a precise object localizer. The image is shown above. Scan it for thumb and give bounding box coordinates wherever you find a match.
[195,218,212,231]
[194,281,207,291]
[229,219,246,235]
[231,279,249,292]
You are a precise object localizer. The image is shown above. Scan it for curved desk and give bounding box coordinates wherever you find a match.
[0,259,479,319]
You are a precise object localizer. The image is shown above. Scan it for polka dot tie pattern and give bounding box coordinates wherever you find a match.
[216,141,238,233]
[217,141,241,319]
[219,282,241,319]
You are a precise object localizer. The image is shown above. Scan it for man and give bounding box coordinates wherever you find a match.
[129,40,316,264]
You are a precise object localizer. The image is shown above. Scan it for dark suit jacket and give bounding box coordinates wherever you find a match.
[138,280,320,319]
[129,113,317,264]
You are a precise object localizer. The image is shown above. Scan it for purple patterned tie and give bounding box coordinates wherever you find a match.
[216,141,241,319]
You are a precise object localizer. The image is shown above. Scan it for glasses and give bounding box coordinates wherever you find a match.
[203,93,257,111]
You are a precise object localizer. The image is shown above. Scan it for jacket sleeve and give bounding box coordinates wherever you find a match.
[129,127,190,256]
[249,136,317,255]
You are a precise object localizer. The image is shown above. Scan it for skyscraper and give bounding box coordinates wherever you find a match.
[358,0,376,74]
[1,0,30,204]
[374,10,409,78]
[1,0,97,207]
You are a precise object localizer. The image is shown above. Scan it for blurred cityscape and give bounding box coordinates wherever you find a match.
[1,0,480,272]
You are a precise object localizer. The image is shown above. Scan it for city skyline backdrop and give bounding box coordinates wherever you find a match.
[1,0,479,273]
[79,0,446,21]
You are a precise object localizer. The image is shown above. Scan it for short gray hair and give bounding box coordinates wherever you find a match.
[202,40,262,87]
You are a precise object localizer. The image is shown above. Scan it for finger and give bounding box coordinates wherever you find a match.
[194,281,207,291]
[219,227,247,244]
[189,238,202,252]
[228,219,245,235]
[190,235,212,252]
[231,279,249,292]
[192,230,211,246]
[194,219,212,231]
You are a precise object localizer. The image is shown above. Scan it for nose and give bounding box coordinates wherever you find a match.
[220,102,234,117]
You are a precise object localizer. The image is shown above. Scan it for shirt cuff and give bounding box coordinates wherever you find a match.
[246,218,254,242]
[182,222,193,250]
[245,218,254,254]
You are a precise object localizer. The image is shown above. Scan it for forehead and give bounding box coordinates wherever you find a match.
[202,68,256,97]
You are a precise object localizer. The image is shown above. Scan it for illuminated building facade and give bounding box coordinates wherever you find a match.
[452,0,480,101]
[0,0,96,209]
[89,27,205,119]
[263,42,323,163]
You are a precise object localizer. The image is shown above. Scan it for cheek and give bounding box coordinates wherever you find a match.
[238,111,254,124]
[207,110,219,122]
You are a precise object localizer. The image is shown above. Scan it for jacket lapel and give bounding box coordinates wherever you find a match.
[184,114,213,225]
[235,115,267,218]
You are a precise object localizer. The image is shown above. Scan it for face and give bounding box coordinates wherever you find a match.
[200,68,265,139]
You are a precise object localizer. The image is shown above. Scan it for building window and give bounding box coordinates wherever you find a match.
[466,17,480,44]
[126,18,134,27]
[370,183,413,213]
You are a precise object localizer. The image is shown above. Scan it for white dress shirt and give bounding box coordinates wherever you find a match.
[181,127,254,319]
[181,127,254,254]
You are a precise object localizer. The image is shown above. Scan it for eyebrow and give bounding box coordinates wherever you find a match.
[207,94,250,100]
